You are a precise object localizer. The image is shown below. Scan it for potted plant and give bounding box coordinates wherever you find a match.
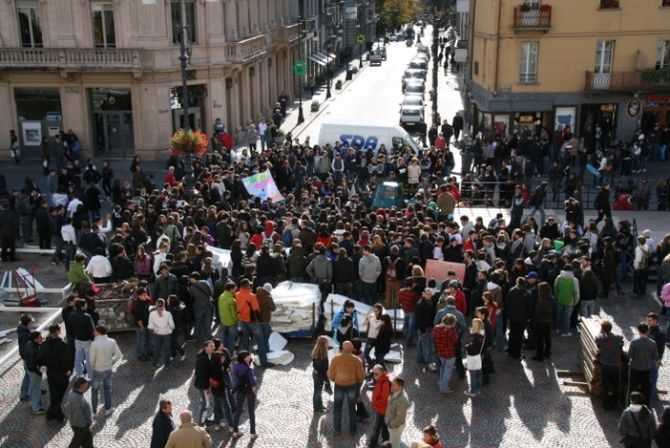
[539,4,551,11]
[335,79,343,90]
[311,100,320,112]
[519,3,531,12]
[170,128,208,157]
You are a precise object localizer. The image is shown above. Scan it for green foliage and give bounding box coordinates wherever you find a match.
[379,0,421,31]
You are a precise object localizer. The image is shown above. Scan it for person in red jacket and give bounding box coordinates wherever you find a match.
[433,314,459,393]
[368,364,391,448]
[398,280,419,346]
[249,221,279,249]
[446,280,467,316]
[164,166,178,187]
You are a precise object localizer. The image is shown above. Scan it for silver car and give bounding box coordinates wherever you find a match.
[403,80,425,97]
[399,107,424,129]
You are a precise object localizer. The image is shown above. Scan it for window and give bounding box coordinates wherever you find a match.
[657,40,670,69]
[519,42,538,84]
[474,61,479,75]
[16,1,43,48]
[171,0,197,44]
[595,40,614,74]
[599,0,620,9]
[663,0,670,6]
[92,3,116,48]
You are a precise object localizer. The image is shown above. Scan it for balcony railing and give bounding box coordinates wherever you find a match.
[513,6,551,30]
[270,23,301,44]
[222,35,267,63]
[303,17,317,33]
[0,47,142,71]
[585,69,670,92]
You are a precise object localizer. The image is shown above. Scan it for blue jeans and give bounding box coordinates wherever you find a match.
[556,304,573,334]
[417,331,435,364]
[438,357,455,392]
[617,251,629,282]
[20,362,31,400]
[218,324,238,355]
[494,315,506,348]
[196,389,211,424]
[313,371,325,410]
[135,328,151,358]
[74,339,92,377]
[359,281,377,305]
[403,312,416,344]
[240,321,266,362]
[333,384,358,433]
[651,363,659,401]
[580,300,597,318]
[468,369,483,394]
[214,393,234,427]
[524,206,546,226]
[233,391,256,434]
[194,305,213,341]
[29,371,44,411]
[91,369,113,412]
[152,333,172,367]
[258,322,272,363]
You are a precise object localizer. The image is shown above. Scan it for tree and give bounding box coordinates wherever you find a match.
[379,0,421,33]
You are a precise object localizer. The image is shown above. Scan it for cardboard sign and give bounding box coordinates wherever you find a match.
[425,260,465,283]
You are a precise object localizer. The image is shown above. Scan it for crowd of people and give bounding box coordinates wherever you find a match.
[5,105,670,448]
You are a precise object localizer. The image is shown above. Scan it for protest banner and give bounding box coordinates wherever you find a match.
[242,171,284,202]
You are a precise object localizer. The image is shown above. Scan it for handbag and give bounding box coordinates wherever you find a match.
[465,334,485,371]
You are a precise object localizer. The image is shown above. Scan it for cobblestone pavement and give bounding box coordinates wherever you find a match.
[0,281,668,448]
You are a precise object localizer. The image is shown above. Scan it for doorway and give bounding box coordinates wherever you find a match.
[93,112,134,157]
[172,107,202,130]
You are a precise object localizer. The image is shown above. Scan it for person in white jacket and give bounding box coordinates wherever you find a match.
[89,325,122,415]
[148,298,175,369]
[633,236,650,297]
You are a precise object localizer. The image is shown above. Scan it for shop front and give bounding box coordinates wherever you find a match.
[473,108,554,139]
[580,103,617,151]
[640,93,670,134]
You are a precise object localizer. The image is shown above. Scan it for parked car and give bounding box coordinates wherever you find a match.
[408,59,428,71]
[399,107,424,130]
[413,53,429,63]
[375,46,387,60]
[400,95,425,109]
[402,70,427,91]
[403,81,425,98]
[416,44,430,60]
[370,51,383,66]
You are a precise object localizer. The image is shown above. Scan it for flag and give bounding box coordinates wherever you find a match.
[242,171,284,202]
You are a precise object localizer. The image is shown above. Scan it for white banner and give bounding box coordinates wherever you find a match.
[242,171,285,202]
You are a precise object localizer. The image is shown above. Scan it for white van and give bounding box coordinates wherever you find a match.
[317,122,421,155]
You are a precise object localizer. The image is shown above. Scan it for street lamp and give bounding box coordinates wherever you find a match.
[326,65,332,99]
[297,17,305,124]
[178,0,190,130]
[431,9,440,126]
[359,42,363,68]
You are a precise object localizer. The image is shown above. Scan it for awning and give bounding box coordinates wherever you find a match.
[326,52,337,62]
[309,54,327,66]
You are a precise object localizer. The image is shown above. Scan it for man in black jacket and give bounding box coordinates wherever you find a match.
[506,277,533,359]
[194,341,215,425]
[594,183,612,225]
[150,399,175,448]
[22,331,47,414]
[37,324,71,422]
[332,248,356,297]
[0,199,19,262]
[524,182,548,225]
[415,288,437,370]
[111,247,134,281]
[17,313,33,402]
[67,298,95,377]
[153,264,178,301]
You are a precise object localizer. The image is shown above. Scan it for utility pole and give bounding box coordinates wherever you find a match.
[431,7,440,126]
[297,17,305,124]
[178,0,190,129]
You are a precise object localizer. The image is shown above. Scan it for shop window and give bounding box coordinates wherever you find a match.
[171,0,197,44]
[474,61,479,75]
[16,1,43,48]
[599,0,619,9]
[657,40,670,69]
[92,2,116,48]
[519,42,538,84]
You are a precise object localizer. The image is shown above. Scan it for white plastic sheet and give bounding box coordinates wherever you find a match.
[269,281,320,333]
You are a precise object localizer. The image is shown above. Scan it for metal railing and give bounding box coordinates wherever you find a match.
[222,35,267,63]
[270,23,301,43]
[585,69,670,93]
[513,7,552,30]
[0,47,142,71]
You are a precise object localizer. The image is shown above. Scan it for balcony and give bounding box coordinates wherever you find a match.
[303,17,317,34]
[585,69,670,93]
[513,6,551,31]
[0,47,142,71]
[222,35,267,63]
[270,23,301,44]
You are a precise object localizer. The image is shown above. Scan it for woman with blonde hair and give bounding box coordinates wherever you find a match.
[311,335,330,413]
[410,265,426,294]
[464,318,485,398]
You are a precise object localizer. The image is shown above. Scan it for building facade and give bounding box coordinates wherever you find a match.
[465,0,670,147]
[0,0,304,160]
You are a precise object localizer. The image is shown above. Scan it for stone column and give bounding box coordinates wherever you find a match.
[60,81,90,156]
[0,82,15,155]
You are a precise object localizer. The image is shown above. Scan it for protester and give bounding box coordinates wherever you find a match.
[328,340,365,435]
[148,298,175,369]
[164,410,212,448]
[17,313,34,403]
[89,325,122,415]
[311,335,330,413]
[618,392,656,448]
[628,323,659,407]
[150,399,175,448]
[385,377,410,448]
[596,320,624,411]
[432,314,458,393]
[368,364,391,448]
[66,376,94,448]
[231,350,258,439]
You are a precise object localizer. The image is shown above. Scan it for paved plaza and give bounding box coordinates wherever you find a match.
[0,266,666,447]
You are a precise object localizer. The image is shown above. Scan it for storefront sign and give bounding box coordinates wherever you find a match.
[642,94,670,104]
[600,104,615,112]
[518,114,535,124]
[626,98,641,118]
